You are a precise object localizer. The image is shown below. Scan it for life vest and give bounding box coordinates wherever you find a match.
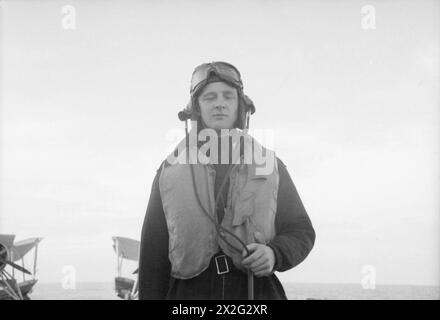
[159,129,279,279]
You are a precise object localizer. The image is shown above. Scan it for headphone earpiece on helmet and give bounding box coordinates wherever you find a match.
[242,94,255,114]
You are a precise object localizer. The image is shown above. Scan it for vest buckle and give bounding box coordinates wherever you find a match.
[214,255,230,275]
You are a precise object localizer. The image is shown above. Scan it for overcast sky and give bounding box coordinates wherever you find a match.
[0,0,439,287]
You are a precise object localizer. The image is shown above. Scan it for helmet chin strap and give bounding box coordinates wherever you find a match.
[185,119,189,164]
[244,109,253,300]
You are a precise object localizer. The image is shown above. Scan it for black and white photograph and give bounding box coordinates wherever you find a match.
[0,0,439,302]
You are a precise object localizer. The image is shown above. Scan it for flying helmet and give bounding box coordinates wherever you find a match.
[178,61,256,130]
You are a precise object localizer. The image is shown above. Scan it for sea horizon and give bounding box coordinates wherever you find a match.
[29,281,440,300]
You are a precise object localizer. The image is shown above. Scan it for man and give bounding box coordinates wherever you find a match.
[139,61,315,300]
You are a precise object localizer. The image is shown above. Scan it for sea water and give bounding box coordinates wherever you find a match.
[30,282,440,300]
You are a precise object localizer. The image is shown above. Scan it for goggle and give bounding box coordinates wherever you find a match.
[190,61,243,95]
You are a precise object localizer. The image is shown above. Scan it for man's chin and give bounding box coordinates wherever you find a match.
[212,126,233,131]
[207,121,233,131]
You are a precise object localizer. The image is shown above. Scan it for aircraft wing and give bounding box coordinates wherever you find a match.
[112,237,140,261]
[11,238,43,262]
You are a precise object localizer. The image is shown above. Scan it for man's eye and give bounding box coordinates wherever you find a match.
[203,95,215,101]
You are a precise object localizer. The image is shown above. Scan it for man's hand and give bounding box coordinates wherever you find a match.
[241,243,275,277]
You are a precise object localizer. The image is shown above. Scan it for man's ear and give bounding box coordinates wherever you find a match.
[235,102,246,129]
[189,99,201,121]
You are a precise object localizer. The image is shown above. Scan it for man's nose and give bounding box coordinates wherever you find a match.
[214,98,227,109]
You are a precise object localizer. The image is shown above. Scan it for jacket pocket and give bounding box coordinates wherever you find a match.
[232,191,255,226]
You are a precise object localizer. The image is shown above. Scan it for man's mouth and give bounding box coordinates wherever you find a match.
[213,114,227,118]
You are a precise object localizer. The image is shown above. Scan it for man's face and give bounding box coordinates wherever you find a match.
[197,81,239,130]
